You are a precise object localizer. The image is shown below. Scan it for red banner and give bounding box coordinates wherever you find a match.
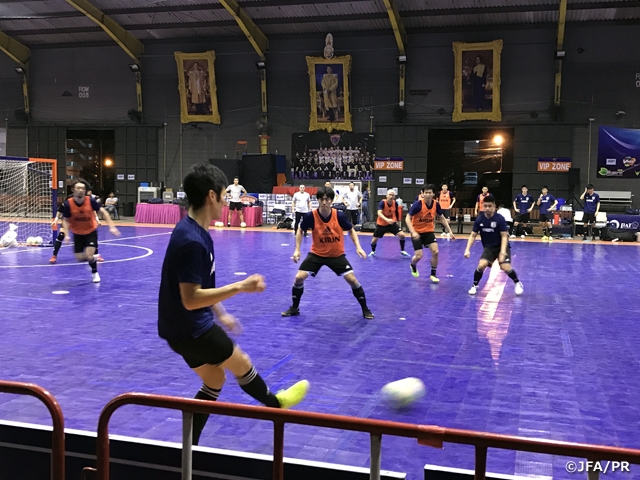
[537,158,572,172]
[374,157,404,170]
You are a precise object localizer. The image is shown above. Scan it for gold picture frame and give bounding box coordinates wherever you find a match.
[306,55,352,132]
[175,51,220,124]
[452,40,503,122]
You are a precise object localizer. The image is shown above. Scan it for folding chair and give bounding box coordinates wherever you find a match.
[268,207,286,225]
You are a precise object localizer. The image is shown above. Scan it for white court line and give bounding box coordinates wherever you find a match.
[0,244,153,268]
[0,231,171,256]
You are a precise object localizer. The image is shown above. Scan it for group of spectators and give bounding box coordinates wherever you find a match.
[291,147,374,180]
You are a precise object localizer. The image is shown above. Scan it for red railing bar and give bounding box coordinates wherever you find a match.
[94,392,640,480]
[475,445,488,480]
[273,420,285,480]
[0,380,65,480]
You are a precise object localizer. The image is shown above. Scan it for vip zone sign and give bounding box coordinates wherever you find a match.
[538,157,572,172]
[374,157,404,170]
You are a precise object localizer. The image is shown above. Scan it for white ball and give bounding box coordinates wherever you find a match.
[34,236,43,245]
[381,377,425,409]
[240,222,247,228]
[26,237,36,246]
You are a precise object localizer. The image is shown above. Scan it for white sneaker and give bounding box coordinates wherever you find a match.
[520,235,525,239]
[440,232,447,237]
[509,234,516,238]
[514,282,524,296]
[368,251,376,257]
[92,272,101,283]
[468,285,478,295]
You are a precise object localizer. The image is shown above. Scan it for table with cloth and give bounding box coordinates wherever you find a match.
[135,203,262,227]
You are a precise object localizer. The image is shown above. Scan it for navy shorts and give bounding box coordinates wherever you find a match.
[480,245,512,265]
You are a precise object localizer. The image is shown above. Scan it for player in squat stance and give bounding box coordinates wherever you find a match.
[369,189,410,258]
[464,195,524,296]
[406,184,456,283]
[282,186,374,319]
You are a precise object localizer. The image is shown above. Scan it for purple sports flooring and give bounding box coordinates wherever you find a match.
[1,225,640,479]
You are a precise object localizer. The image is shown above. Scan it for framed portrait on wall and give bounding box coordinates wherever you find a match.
[452,40,503,122]
[175,51,220,124]
[306,55,352,132]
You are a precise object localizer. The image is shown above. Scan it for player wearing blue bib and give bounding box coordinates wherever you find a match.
[464,195,524,296]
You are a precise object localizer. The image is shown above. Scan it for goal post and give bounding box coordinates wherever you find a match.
[0,156,57,246]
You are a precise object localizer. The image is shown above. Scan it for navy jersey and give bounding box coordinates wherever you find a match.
[300,209,352,232]
[472,212,509,248]
[158,216,216,340]
[514,194,533,213]
[583,193,600,214]
[62,196,101,217]
[539,194,556,214]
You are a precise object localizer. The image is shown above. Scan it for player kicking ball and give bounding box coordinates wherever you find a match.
[463,194,524,296]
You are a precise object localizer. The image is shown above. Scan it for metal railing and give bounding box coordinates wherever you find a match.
[86,392,640,480]
[0,380,65,480]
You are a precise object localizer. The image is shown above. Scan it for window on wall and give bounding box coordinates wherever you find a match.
[66,130,115,198]
[428,128,514,208]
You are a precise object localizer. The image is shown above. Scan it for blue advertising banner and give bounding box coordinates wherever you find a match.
[597,126,640,178]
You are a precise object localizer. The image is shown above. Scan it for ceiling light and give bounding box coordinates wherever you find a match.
[129,63,140,73]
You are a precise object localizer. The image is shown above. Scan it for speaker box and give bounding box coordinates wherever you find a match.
[568,168,580,187]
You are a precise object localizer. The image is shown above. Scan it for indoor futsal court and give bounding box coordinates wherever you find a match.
[1,224,640,479]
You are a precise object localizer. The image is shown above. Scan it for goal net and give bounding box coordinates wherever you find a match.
[0,156,57,246]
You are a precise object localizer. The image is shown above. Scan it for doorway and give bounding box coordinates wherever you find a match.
[66,129,115,200]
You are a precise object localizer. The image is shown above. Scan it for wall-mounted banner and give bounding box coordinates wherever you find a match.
[378,175,387,183]
[374,157,404,170]
[127,174,135,180]
[597,126,640,178]
[403,178,412,184]
[415,178,425,185]
[537,158,571,172]
[117,174,124,180]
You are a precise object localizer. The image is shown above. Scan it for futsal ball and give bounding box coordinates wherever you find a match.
[26,237,36,246]
[240,222,247,228]
[34,236,43,245]
[214,221,223,227]
[381,377,426,409]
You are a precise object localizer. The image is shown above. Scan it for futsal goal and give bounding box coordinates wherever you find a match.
[0,156,57,246]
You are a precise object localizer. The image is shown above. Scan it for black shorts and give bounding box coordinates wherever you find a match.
[539,213,553,222]
[299,252,353,277]
[373,223,401,238]
[440,209,450,219]
[480,245,512,265]
[167,323,235,369]
[229,201,243,211]
[73,231,98,254]
[515,213,530,223]
[582,213,596,224]
[412,232,437,250]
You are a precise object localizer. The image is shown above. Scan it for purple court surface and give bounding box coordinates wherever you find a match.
[1,224,640,479]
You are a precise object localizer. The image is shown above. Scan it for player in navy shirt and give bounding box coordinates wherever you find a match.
[579,183,601,241]
[537,186,558,242]
[158,163,309,445]
[512,185,534,238]
[463,194,524,296]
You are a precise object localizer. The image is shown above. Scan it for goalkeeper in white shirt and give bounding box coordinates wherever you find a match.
[225,177,247,227]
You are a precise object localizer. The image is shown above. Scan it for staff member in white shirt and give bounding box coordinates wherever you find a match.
[343,182,363,225]
[292,184,311,235]
[226,177,247,227]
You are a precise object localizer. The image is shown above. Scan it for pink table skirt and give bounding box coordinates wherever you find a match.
[212,206,263,227]
[135,203,182,224]
[136,203,262,227]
